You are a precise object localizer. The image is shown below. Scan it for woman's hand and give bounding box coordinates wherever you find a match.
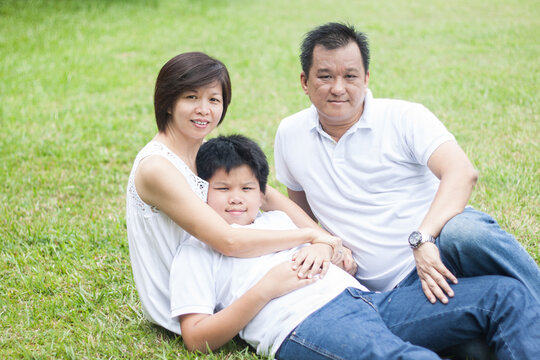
[335,246,358,276]
[257,261,318,300]
[291,243,333,279]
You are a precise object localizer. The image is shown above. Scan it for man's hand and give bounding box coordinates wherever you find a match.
[292,243,333,279]
[413,243,458,304]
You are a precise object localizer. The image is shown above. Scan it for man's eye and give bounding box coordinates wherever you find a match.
[318,75,331,79]
[216,187,228,191]
[243,187,254,191]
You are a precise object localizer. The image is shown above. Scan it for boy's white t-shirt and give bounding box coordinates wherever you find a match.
[169,210,365,356]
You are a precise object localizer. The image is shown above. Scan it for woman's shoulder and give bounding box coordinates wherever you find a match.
[132,141,208,202]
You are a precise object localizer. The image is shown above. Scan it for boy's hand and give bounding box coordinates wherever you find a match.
[258,261,318,300]
[291,243,333,279]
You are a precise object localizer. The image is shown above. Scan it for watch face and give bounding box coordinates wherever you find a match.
[408,231,423,247]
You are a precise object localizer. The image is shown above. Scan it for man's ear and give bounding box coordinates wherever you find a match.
[364,70,370,88]
[300,72,309,94]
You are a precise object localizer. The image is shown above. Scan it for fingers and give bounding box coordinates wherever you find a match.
[291,250,308,273]
[319,260,330,278]
[331,248,345,264]
[344,257,357,276]
[418,265,455,304]
[420,278,437,304]
[297,253,318,279]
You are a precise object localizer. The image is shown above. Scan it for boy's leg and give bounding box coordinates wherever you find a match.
[275,289,439,360]
[438,207,540,302]
[378,275,540,359]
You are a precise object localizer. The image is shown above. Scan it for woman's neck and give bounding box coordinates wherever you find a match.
[153,131,201,173]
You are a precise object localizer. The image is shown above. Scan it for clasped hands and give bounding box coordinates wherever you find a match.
[291,237,357,279]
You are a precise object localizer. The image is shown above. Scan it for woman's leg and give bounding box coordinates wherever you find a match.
[275,289,439,360]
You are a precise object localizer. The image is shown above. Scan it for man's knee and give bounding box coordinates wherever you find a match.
[439,209,500,251]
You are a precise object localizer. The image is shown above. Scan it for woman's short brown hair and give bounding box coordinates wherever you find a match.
[154,52,232,132]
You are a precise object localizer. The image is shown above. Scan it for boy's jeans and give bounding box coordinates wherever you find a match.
[276,276,540,360]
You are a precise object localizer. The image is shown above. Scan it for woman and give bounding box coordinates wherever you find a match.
[126,52,347,334]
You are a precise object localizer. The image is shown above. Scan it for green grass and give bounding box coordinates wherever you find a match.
[1,0,538,358]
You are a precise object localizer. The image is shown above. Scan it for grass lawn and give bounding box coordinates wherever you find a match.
[1,0,538,358]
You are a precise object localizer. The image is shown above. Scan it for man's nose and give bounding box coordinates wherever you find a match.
[330,77,346,95]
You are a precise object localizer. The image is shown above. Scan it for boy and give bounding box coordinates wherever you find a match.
[169,135,539,359]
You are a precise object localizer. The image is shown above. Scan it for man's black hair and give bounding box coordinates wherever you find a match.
[196,135,269,193]
[300,22,370,77]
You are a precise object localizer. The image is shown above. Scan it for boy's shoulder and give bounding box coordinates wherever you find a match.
[249,210,297,231]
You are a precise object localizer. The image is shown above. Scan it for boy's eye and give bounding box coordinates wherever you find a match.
[215,187,228,191]
[243,187,254,191]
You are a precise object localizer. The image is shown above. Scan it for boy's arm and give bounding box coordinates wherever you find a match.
[180,261,317,353]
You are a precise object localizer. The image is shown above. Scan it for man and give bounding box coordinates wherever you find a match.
[274,22,540,305]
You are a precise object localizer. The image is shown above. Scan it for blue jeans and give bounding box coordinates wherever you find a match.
[399,207,540,359]
[276,276,540,360]
[434,207,540,302]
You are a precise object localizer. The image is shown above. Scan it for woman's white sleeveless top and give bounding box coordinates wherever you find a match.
[126,141,208,334]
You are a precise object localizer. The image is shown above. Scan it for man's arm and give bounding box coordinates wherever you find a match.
[413,140,478,303]
[287,188,317,222]
[263,186,318,227]
[180,262,316,353]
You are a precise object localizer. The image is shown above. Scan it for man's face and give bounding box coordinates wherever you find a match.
[301,42,369,135]
[207,165,263,225]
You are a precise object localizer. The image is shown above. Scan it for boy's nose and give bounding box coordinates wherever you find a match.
[229,194,243,204]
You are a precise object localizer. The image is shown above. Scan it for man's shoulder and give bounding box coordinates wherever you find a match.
[371,96,424,113]
[278,106,317,132]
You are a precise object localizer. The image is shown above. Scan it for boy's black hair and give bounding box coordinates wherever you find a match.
[196,135,269,193]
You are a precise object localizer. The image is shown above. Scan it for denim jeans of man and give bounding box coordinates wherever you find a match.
[398,207,540,359]
[437,207,540,302]
[275,276,540,360]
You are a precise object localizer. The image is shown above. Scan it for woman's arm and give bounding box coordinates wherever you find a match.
[135,156,340,258]
[180,261,316,353]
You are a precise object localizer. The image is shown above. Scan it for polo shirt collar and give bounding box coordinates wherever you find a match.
[309,88,374,136]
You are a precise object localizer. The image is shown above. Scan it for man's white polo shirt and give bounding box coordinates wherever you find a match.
[275,89,455,291]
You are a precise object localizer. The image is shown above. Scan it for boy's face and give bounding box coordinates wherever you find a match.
[207,164,263,225]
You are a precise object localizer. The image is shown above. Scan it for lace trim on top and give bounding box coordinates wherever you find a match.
[127,141,208,215]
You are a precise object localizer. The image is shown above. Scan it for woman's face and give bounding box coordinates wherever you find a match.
[168,82,223,141]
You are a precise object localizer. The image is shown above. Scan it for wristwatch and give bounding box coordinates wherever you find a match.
[408,231,435,249]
